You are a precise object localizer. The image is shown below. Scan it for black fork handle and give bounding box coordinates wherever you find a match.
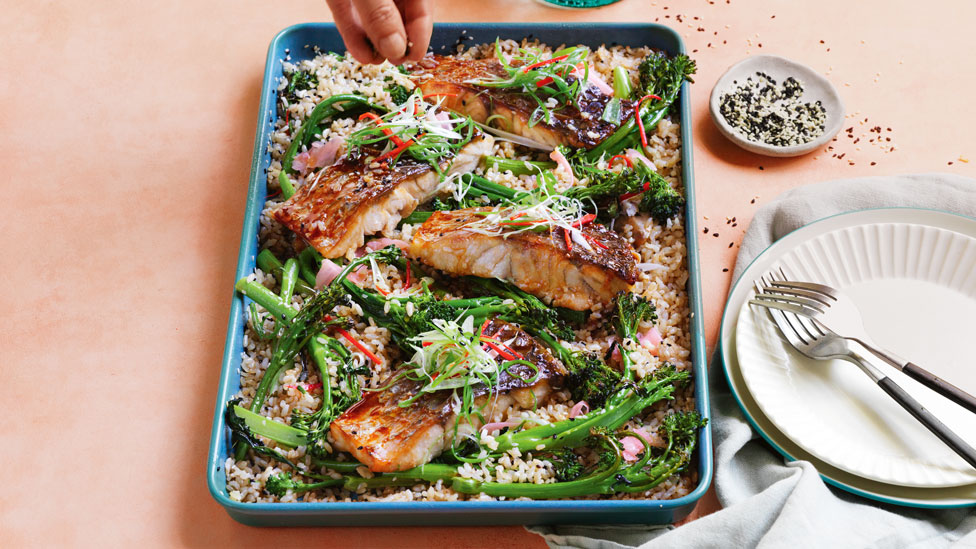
[902,363,976,415]
[877,377,976,470]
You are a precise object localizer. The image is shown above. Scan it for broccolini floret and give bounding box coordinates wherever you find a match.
[543,448,585,482]
[265,472,342,497]
[612,292,658,381]
[636,52,697,101]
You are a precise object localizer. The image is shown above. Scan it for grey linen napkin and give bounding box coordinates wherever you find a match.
[529,174,976,549]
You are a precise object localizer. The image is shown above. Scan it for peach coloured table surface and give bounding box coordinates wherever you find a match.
[3,0,975,546]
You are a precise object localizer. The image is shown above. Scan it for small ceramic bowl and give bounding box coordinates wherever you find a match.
[709,55,844,157]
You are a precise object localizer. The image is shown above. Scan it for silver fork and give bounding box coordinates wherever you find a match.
[753,270,976,415]
[750,276,976,470]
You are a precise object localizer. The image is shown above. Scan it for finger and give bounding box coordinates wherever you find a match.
[399,0,433,62]
[326,0,383,64]
[353,0,408,62]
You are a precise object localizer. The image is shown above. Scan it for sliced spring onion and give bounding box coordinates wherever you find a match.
[473,121,553,151]
[601,98,622,125]
[612,66,633,99]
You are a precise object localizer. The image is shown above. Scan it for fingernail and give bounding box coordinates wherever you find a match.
[378,33,406,60]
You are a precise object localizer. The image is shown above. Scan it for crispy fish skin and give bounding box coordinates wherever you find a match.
[410,55,634,150]
[329,320,566,472]
[408,208,639,311]
[272,132,493,258]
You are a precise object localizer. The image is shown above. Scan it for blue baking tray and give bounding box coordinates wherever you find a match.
[208,22,711,526]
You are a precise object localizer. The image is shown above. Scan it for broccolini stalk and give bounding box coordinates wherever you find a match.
[291,334,366,458]
[452,411,704,498]
[612,292,658,382]
[563,158,684,223]
[279,258,299,305]
[464,277,575,340]
[485,156,556,176]
[279,94,387,199]
[256,249,317,296]
[585,53,696,161]
[265,461,462,496]
[533,329,620,408]
[486,364,686,455]
[232,247,403,459]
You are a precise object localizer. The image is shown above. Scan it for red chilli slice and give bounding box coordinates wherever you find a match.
[570,213,596,228]
[609,154,633,169]
[423,92,458,99]
[619,181,652,201]
[358,112,406,147]
[479,317,491,338]
[480,338,525,361]
[536,76,555,88]
[584,233,609,249]
[564,227,573,252]
[337,328,382,364]
[634,94,663,149]
[522,54,569,73]
[374,138,415,163]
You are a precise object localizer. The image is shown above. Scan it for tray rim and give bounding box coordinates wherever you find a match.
[719,206,976,509]
[207,21,712,524]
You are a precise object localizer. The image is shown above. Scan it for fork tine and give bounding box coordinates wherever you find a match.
[759,285,834,306]
[753,276,815,354]
[779,307,815,344]
[754,291,828,313]
[750,295,822,318]
[750,299,813,342]
[768,280,840,300]
[762,271,816,345]
[807,316,831,338]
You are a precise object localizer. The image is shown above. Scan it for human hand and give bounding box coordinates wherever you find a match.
[326,0,433,65]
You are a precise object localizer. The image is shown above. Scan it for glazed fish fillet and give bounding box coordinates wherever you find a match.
[408,208,639,311]
[330,320,567,472]
[272,132,493,258]
[410,55,634,150]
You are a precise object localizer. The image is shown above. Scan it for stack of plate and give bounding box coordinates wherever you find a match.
[720,208,976,507]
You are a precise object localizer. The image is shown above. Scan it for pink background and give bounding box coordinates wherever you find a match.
[3,0,974,546]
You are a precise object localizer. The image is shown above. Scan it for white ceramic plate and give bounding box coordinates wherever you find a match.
[723,323,976,507]
[728,208,976,491]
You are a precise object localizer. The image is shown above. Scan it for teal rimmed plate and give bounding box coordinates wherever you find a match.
[720,207,976,508]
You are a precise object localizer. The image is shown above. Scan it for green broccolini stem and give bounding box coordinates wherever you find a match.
[308,335,335,429]
[452,445,622,499]
[486,368,684,456]
[485,156,556,176]
[612,66,632,98]
[298,247,322,286]
[280,258,299,305]
[256,249,315,296]
[399,210,435,225]
[279,94,387,200]
[460,173,522,200]
[233,405,307,447]
[235,278,296,321]
[310,458,364,474]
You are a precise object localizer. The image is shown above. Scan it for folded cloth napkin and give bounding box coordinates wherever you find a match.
[529,174,976,549]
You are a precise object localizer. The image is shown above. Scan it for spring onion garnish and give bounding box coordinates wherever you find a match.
[345,92,476,176]
[468,40,591,127]
[385,315,540,447]
[462,173,598,253]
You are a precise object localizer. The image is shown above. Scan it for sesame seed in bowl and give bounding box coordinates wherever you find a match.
[709,55,844,157]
